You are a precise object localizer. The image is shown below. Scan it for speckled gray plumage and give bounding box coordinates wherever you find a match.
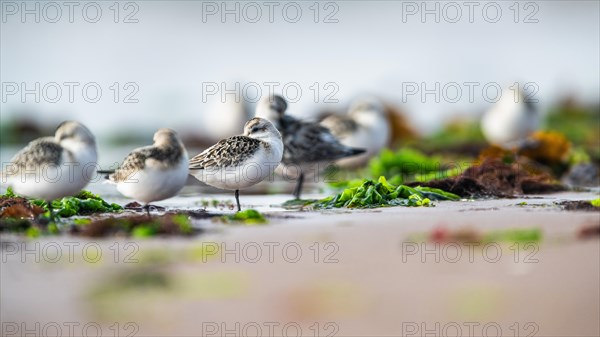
[321,114,359,139]
[189,136,263,170]
[110,144,184,182]
[276,115,364,165]
[8,137,64,170]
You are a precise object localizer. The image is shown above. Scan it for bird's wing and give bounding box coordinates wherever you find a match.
[110,146,156,182]
[189,136,261,170]
[7,137,64,172]
[282,118,364,164]
[320,115,358,139]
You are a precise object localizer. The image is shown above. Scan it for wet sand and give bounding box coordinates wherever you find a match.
[1,190,599,336]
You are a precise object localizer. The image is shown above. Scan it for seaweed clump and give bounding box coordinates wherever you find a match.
[426,227,542,244]
[40,190,122,217]
[316,176,459,209]
[215,209,268,225]
[0,188,123,236]
[72,213,198,238]
[1,187,121,218]
[0,194,46,235]
[409,159,565,198]
[555,200,600,212]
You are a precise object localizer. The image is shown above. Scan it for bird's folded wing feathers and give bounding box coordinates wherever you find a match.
[189,136,261,170]
[110,146,154,182]
[283,120,361,163]
[320,115,357,138]
[8,138,63,171]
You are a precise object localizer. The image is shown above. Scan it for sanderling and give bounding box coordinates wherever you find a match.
[481,87,539,149]
[320,97,391,167]
[2,121,98,214]
[255,95,366,199]
[101,129,189,216]
[188,117,283,211]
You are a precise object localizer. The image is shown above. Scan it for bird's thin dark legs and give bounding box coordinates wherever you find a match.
[143,204,151,217]
[234,189,241,212]
[293,172,304,200]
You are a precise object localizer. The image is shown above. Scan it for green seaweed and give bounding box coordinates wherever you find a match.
[281,198,319,210]
[364,147,471,185]
[369,148,444,179]
[172,214,193,234]
[79,214,196,238]
[424,119,486,150]
[0,218,32,233]
[218,209,267,225]
[2,188,122,218]
[73,218,92,226]
[545,104,600,150]
[47,222,59,234]
[414,166,464,182]
[413,186,461,201]
[25,226,41,238]
[483,228,542,243]
[132,224,157,238]
[316,176,459,209]
[409,227,543,244]
[3,187,17,197]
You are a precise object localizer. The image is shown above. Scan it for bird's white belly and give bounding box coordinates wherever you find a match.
[482,107,538,148]
[190,149,279,190]
[7,149,97,201]
[116,158,189,204]
[9,166,86,200]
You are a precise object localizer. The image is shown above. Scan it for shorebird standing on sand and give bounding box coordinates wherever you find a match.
[188,117,283,212]
[255,95,366,199]
[320,97,391,168]
[100,129,189,216]
[2,121,98,216]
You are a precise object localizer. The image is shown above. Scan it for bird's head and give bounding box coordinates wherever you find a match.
[153,128,182,147]
[243,117,281,140]
[55,121,96,146]
[255,95,288,121]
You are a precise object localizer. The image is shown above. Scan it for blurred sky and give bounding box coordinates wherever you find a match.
[1,0,599,137]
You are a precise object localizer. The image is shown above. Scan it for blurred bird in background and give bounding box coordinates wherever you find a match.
[2,121,98,216]
[481,86,540,149]
[255,95,365,199]
[320,97,391,168]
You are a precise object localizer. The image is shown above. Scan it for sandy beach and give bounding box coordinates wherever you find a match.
[2,190,598,337]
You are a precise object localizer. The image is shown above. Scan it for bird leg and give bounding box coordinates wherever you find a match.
[293,172,304,200]
[143,204,151,217]
[235,189,241,212]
